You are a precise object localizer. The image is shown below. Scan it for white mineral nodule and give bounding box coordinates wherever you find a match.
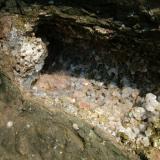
[136,135,150,147]
[9,27,47,87]
[121,87,133,98]
[139,123,147,132]
[142,137,150,147]
[144,93,159,113]
[132,107,146,121]
[145,128,152,137]
[72,123,79,130]
[7,121,13,128]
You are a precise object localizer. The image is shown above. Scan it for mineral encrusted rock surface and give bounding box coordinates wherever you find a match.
[0,15,47,87]
[0,72,131,160]
[0,0,160,159]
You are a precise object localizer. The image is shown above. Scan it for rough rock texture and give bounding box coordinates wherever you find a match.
[0,15,47,88]
[10,34,47,87]
[119,93,160,147]
[0,1,160,160]
[0,72,132,160]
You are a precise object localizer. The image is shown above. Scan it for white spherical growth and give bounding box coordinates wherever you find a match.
[144,93,159,113]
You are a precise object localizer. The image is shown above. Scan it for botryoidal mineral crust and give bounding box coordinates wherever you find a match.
[0,72,132,160]
[0,2,160,159]
[0,15,47,88]
[9,28,47,87]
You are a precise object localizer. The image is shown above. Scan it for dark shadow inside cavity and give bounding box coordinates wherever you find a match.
[34,14,160,99]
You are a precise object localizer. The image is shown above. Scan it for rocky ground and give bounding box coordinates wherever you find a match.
[31,47,160,159]
[0,72,132,160]
[0,1,160,159]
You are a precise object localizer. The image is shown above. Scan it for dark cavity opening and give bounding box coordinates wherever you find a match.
[34,14,160,98]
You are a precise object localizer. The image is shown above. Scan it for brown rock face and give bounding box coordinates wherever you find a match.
[0,16,12,39]
[0,72,132,160]
[149,149,160,160]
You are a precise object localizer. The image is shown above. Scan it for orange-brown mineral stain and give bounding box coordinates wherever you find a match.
[34,73,70,92]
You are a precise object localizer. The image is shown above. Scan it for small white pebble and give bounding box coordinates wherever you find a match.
[98,82,104,87]
[7,121,13,128]
[31,154,35,157]
[32,86,37,91]
[55,98,59,103]
[101,141,106,145]
[60,151,63,154]
[144,93,159,112]
[83,82,89,86]
[26,124,31,128]
[120,24,126,30]
[71,98,76,103]
[111,131,116,136]
[72,123,79,130]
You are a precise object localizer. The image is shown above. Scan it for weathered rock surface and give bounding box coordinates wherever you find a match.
[0,72,132,160]
[0,1,160,160]
[0,15,47,88]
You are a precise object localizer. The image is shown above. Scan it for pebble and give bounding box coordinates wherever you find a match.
[72,123,79,130]
[7,121,13,128]
[120,24,126,30]
[26,124,31,128]
[83,82,89,86]
[144,93,159,113]
[72,98,76,103]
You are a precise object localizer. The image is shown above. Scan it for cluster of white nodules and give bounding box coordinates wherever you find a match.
[9,28,47,87]
[14,37,47,74]
[117,93,160,148]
